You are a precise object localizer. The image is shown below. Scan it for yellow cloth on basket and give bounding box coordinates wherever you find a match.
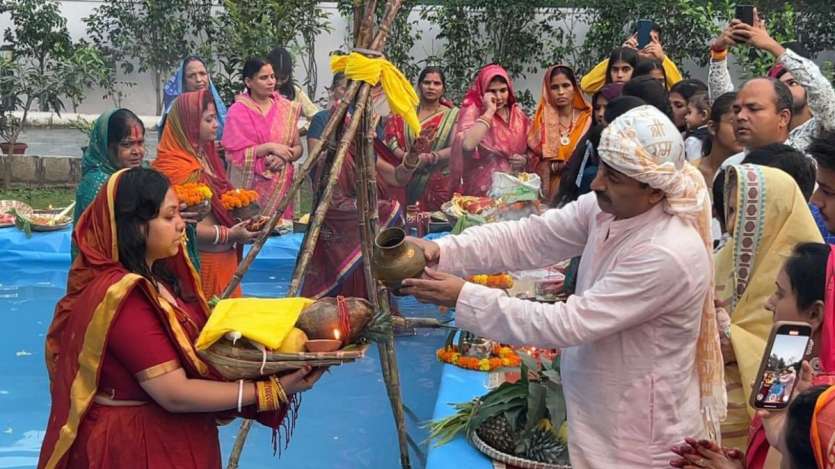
[330,52,420,134]
[195,297,314,351]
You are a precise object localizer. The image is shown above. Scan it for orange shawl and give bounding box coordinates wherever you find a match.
[528,64,592,163]
[153,90,235,227]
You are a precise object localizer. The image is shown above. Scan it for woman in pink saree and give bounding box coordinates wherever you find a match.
[449,64,531,196]
[222,57,303,219]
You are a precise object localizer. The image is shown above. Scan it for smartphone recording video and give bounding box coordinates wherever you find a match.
[751,322,812,410]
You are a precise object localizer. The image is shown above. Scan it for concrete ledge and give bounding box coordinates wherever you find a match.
[1,154,81,186]
[10,111,161,131]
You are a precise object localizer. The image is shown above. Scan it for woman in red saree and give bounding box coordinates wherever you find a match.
[449,64,530,196]
[528,65,592,201]
[384,66,459,211]
[670,242,835,469]
[154,89,260,300]
[222,57,303,219]
[39,168,323,469]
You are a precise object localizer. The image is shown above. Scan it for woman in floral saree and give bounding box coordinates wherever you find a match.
[154,90,260,299]
[39,168,322,469]
[222,57,303,219]
[384,66,459,211]
[528,65,592,200]
[449,64,530,196]
[715,165,823,450]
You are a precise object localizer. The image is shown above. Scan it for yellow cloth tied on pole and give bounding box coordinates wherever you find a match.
[195,297,314,351]
[330,52,420,134]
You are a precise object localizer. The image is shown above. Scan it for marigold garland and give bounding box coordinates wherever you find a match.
[221,189,259,210]
[173,182,213,206]
[467,273,513,289]
[436,344,521,371]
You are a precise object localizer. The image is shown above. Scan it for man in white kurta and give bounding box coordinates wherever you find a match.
[403,106,725,468]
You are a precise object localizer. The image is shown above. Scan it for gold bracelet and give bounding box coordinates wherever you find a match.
[256,379,280,412]
[272,376,290,405]
[476,117,491,128]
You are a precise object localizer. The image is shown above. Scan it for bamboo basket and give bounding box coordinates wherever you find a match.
[0,200,33,228]
[199,339,370,380]
[470,431,571,469]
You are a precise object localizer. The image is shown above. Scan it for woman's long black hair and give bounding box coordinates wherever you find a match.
[115,167,180,295]
[267,47,296,101]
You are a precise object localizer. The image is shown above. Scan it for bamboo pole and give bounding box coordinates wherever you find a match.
[224,3,404,468]
[218,81,359,301]
[287,84,374,294]
[354,89,413,467]
[355,110,381,307]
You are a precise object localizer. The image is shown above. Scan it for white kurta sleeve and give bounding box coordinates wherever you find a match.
[435,194,594,277]
[708,57,735,103]
[454,243,691,348]
[780,48,835,133]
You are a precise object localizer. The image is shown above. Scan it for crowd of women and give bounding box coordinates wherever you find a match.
[35,10,835,468]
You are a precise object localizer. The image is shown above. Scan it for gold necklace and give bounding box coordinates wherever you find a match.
[559,109,575,146]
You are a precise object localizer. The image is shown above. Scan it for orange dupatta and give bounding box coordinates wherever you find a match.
[528,65,592,199]
[40,169,213,469]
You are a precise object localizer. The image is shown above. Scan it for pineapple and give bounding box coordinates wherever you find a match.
[476,414,518,454]
[428,354,571,466]
[515,419,568,464]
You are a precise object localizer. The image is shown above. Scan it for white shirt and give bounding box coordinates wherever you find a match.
[437,193,710,468]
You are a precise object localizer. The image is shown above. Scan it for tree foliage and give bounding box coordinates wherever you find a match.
[84,0,213,114]
[209,0,331,104]
[0,0,107,188]
[336,0,423,81]
[421,0,572,108]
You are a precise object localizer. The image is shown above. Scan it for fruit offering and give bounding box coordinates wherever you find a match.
[468,273,513,289]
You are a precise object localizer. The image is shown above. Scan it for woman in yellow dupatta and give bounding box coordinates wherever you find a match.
[528,65,592,201]
[715,164,824,450]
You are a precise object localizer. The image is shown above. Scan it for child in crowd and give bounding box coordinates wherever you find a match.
[684,91,710,161]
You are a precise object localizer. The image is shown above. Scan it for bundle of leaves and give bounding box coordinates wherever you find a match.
[428,354,569,465]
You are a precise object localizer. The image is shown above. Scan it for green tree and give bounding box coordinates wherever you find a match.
[209,0,331,104]
[336,0,423,81]
[422,0,571,109]
[84,0,214,114]
[0,0,108,186]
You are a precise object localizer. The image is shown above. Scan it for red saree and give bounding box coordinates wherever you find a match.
[40,169,293,469]
[527,65,592,200]
[449,65,530,196]
[384,103,459,211]
[222,92,300,219]
[745,245,835,468]
[301,144,401,299]
[153,89,242,300]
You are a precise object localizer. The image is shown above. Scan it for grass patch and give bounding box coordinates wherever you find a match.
[0,185,75,209]
[0,181,311,214]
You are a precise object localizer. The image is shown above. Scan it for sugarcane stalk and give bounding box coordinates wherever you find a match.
[377,285,413,469]
[355,107,381,307]
[225,3,404,468]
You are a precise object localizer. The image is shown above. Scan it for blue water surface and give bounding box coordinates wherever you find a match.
[0,229,447,468]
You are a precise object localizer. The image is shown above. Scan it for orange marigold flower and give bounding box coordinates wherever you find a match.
[174,182,213,206]
[221,189,259,210]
